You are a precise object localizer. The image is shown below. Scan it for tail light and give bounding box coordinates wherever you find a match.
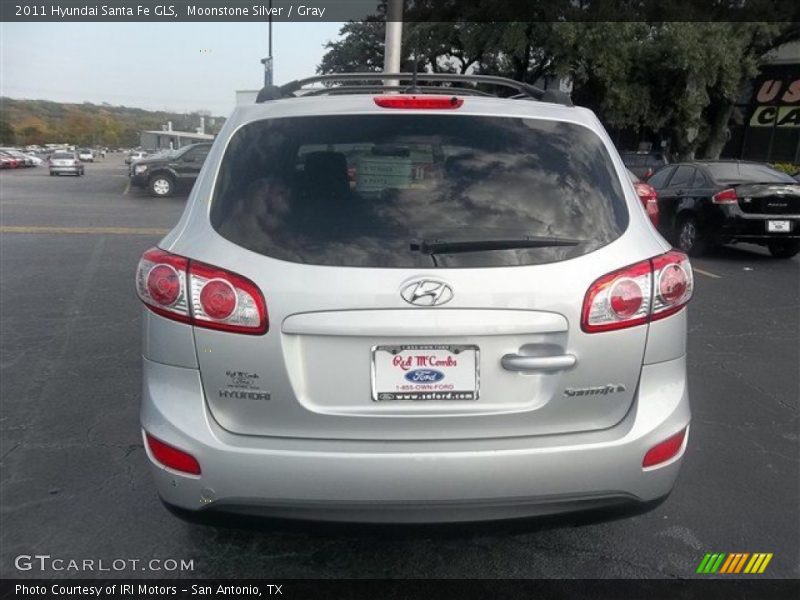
[581,250,693,333]
[145,433,201,475]
[374,95,464,109]
[136,247,268,335]
[633,181,660,227]
[643,427,687,468]
[712,188,738,204]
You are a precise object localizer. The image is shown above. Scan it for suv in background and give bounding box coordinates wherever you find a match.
[647,161,800,258]
[49,150,84,176]
[622,151,669,180]
[129,143,212,197]
[136,74,693,523]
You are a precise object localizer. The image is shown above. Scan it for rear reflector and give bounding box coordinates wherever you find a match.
[374,95,464,109]
[643,428,687,468]
[145,433,201,475]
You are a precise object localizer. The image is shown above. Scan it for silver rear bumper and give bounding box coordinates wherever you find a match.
[140,355,690,523]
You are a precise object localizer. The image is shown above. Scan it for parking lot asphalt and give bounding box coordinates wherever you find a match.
[0,158,798,579]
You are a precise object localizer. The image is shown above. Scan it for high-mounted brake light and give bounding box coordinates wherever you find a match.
[712,188,738,204]
[136,247,268,335]
[374,95,464,109]
[581,250,693,333]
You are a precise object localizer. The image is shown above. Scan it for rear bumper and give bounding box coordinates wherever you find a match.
[49,166,81,173]
[712,210,800,243]
[140,355,690,523]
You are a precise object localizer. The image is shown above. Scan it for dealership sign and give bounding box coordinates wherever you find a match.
[749,77,800,127]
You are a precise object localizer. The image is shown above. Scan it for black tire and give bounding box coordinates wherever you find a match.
[149,174,175,197]
[767,240,800,259]
[675,215,708,257]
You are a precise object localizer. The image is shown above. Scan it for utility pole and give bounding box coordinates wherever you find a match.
[260,0,274,86]
[383,0,403,88]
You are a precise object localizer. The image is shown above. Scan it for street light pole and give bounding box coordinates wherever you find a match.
[383,0,403,88]
[261,0,274,86]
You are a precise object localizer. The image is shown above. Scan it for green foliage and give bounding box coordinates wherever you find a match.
[0,118,15,145]
[0,98,226,147]
[318,21,799,159]
[770,162,799,175]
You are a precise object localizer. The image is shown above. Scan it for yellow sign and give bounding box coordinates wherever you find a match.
[749,106,800,128]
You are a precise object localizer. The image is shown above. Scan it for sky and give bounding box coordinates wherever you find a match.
[0,22,344,115]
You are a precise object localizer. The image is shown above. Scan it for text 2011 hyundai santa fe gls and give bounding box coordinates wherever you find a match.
[136,74,693,523]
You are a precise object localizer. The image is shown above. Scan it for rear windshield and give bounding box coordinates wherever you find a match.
[706,163,795,184]
[211,115,628,268]
[52,152,73,159]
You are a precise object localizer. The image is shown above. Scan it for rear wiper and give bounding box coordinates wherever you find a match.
[410,236,583,254]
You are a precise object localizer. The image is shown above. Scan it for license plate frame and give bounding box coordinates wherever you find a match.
[371,344,480,402]
[767,220,791,233]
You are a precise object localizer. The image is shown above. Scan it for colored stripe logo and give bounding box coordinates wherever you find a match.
[696,552,773,574]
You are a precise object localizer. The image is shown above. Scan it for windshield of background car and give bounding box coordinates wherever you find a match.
[706,163,796,184]
[210,114,629,268]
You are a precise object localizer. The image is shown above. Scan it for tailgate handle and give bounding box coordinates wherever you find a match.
[501,353,577,373]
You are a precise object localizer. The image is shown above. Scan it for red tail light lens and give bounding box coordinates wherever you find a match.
[712,188,738,204]
[374,95,464,109]
[147,264,181,306]
[136,248,190,323]
[633,182,660,227]
[581,250,693,333]
[136,247,268,335]
[145,433,201,475]
[643,428,687,468]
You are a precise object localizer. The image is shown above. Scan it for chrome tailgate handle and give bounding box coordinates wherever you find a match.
[501,353,577,372]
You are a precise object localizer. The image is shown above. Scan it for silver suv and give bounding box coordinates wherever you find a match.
[136,74,693,523]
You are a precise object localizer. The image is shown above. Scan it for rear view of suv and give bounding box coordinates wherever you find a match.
[136,74,693,523]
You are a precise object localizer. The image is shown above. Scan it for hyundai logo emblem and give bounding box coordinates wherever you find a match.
[400,279,454,306]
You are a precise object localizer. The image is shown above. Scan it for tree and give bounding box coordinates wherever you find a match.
[317,20,799,159]
[0,119,15,145]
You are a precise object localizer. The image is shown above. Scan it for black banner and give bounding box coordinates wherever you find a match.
[2,579,800,600]
[2,0,800,22]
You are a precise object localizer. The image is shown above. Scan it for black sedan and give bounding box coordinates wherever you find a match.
[647,161,800,258]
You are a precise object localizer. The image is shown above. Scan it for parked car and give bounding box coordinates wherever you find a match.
[621,151,669,180]
[0,151,21,168]
[49,151,84,176]
[0,148,34,167]
[628,169,660,226]
[0,154,18,169]
[136,74,694,523]
[126,150,148,165]
[647,160,800,258]
[129,142,211,197]
[78,149,94,162]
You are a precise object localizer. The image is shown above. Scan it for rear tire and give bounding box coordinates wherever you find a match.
[149,174,175,197]
[675,216,707,257]
[767,240,800,259]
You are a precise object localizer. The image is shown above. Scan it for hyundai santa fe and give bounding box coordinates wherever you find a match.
[136,74,694,523]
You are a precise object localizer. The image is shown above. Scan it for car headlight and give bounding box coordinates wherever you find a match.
[134,164,148,174]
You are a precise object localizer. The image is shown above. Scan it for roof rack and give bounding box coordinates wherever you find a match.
[254,72,573,106]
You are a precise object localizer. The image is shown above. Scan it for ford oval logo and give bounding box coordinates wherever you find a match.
[404,369,445,383]
[400,279,454,306]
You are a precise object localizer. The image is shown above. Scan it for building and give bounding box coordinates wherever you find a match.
[721,41,800,164]
[139,120,214,151]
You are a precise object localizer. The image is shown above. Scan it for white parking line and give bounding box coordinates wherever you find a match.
[123,181,130,195]
[693,267,722,279]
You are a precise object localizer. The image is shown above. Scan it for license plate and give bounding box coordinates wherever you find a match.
[767,220,791,233]
[371,344,479,401]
